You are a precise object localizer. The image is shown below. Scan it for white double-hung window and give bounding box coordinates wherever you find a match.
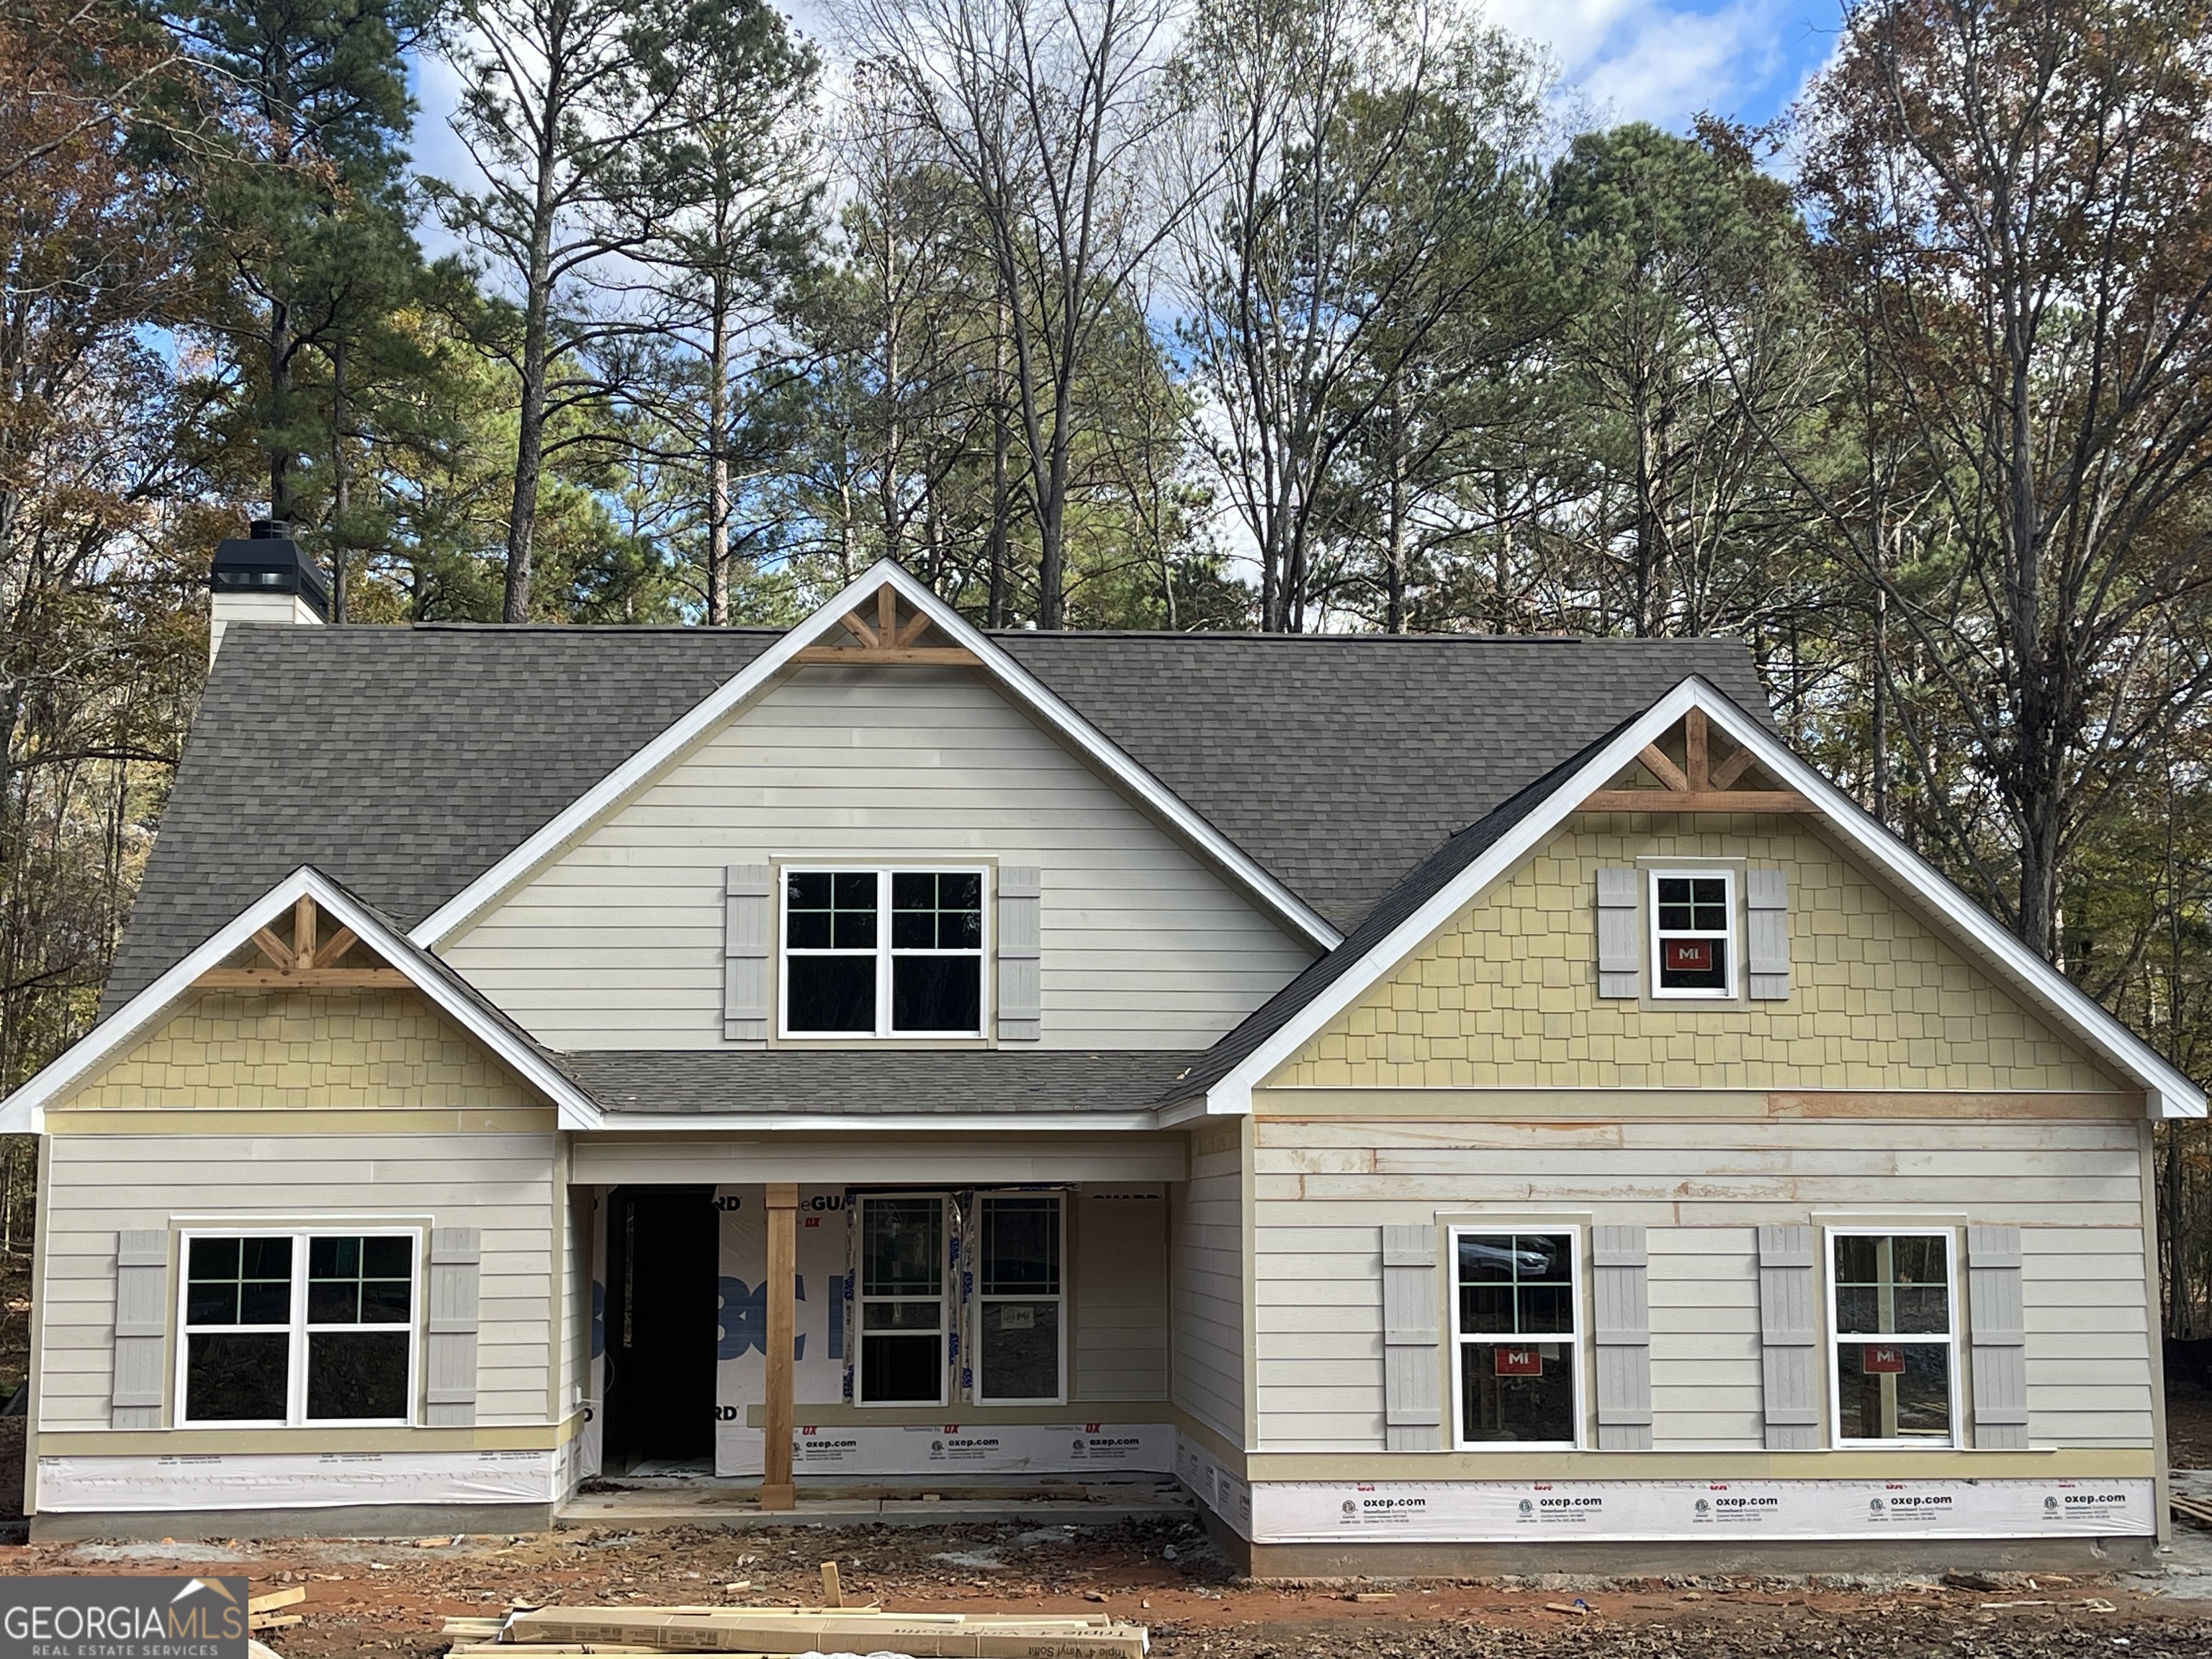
[782,869,986,1037]
[1450,1229,1581,1448]
[1650,868,1735,997]
[1827,1229,1958,1446]
[179,1231,417,1426]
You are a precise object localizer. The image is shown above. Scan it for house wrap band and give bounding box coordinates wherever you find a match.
[1,547,2193,1569]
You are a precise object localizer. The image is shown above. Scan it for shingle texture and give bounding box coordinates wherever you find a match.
[994,632,1768,928]
[107,623,1768,1051]
[562,1048,1208,1115]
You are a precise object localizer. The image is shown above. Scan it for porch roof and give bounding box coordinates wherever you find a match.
[558,1048,1208,1118]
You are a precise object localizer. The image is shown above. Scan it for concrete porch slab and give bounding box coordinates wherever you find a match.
[557,1475,1194,1530]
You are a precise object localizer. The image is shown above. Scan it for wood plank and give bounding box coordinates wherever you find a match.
[314,926,360,968]
[1638,745,1690,792]
[251,927,295,971]
[1685,707,1709,790]
[896,609,934,646]
[194,968,411,988]
[1578,789,1809,813]
[1711,743,1758,790]
[762,1183,796,1511]
[837,610,878,648]
[878,583,897,641]
[791,646,980,666]
[294,895,317,964]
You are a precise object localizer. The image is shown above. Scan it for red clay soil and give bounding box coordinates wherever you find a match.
[0,1516,2207,1659]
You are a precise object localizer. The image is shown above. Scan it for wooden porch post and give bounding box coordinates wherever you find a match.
[761,1183,796,1511]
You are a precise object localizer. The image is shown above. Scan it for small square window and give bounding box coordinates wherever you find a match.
[1651,871,1735,997]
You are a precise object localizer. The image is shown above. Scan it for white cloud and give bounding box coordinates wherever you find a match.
[1484,0,1807,131]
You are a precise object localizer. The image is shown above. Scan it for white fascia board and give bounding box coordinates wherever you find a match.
[1201,678,2206,1122]
[0,868,604,1133]
[411,560,1339,955]
[580,1111,1162,1133]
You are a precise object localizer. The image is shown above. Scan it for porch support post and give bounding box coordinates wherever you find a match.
[761,1182,797,1511]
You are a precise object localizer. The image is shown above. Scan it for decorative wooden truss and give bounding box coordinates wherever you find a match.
[194,896,409,988]
[791,585,978,667]
[1579,709,1810,814]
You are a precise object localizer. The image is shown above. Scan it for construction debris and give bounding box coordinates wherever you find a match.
[440,1598,1148,1659]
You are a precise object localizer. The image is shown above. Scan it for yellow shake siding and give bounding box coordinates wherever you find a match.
[59,989,539,1111]
[1274,814,2116,1093]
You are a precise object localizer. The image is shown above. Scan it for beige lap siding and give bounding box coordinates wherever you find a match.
[440,667,1318,1049]
[37,1132,559,1431]
[1073,1192,1169,1399]
[1246,1113,2151,1452]
[1172,1123,1247,1442]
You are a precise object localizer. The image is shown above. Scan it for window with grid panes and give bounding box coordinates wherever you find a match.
[1453,1231,1579,1446]
[783,870,985,1035]
[1650,869,1735,995]
[181,1232,415,1425]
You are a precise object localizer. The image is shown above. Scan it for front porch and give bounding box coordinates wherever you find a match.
[569,1128,1192,1509]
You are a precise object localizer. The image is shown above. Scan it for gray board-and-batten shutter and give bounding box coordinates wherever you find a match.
[1757,1224,1822,1449]
[1966,1225,2029,1449]
[1596,868,1640,997]
[997,867,1042,1042]
[1591,1225,1653,1451]
[724,863,772,1043]
[425,1227,482,1427]
[1747,869,1791,999]
[1380,1226,1443,1451]
[112,1230,170,1428]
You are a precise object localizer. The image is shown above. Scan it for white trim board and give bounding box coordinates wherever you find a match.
[1195,676,2206,1123]
[409,559,1341,954]
[0,866,606,1134]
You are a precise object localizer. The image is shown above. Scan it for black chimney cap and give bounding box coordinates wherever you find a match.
[210,518,329,619]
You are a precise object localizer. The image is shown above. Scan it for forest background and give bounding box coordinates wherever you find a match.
[4,0,2212,1384]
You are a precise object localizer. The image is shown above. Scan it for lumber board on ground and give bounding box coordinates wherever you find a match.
[505,1607,1146,1658]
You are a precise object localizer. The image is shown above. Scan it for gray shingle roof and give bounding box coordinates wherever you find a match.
[105,622,1768,1026]
[1160,724,1632,1107]
[562,1049,1207,1115]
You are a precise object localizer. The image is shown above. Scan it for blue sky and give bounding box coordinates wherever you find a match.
[410,1,1849,212]
[1495,0,1847,132]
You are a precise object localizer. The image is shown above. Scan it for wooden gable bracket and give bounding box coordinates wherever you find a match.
[1580,709,1812,813]
[194,895,410,988]
[791,582,979,667]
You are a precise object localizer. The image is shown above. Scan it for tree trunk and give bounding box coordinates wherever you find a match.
[987,301,1008,628]
[329,335,349,623]
[706,279,732,626]
[503,110,561,625]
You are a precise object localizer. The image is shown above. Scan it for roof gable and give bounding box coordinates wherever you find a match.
[1277,810,2127,1097]
[410,562,1340,953]
[3,868,603,1133]
[1178,680,2206,1121]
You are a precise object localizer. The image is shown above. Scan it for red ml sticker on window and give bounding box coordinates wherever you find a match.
[1663,939,1713,971]
[1862,1344,1905,1374]
[1493,1346,1542,1377]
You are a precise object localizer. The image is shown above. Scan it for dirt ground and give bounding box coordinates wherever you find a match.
[2166,1386,2212,1470]
[0,1511,2208,1659]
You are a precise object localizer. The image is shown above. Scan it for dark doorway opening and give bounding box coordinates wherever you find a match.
[603,1184,717,1470]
